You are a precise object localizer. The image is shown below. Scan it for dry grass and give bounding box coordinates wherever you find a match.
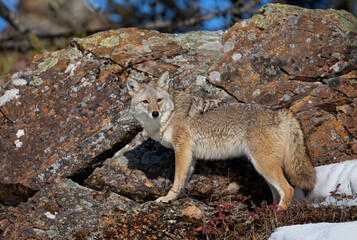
[93,192,357,240]
[195,199,357,240]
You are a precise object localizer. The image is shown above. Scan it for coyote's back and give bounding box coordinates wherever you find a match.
[126,72,316,210]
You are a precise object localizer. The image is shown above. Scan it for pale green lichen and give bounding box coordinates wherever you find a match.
[248,33,257,40]
[46,229,57,239]
[29,77,43,87]
[39,196,49,203]
[167,30,222,51]
[38,57,58,73]
[267,68,277,76]
[254,3,357,33]
[100,35,120,48]
[53,48,83,60]
[38,48,83,73]
[71,86,78,93]
[72,31,105,49]
[332,53,340,59]
[253,89,261,97]
[119,32,130,39]
[36,220,45,226]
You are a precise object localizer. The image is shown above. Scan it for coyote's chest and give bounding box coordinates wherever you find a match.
[158,126,173,149]
[140,116,174,149]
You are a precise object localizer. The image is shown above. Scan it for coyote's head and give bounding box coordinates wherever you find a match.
[126,72,174,125]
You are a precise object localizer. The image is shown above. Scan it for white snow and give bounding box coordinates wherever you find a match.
[270,159,357,240]
[269,221,357,240]
[294,159,357,207]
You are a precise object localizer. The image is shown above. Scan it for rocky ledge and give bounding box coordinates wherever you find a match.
[0,3,356,239]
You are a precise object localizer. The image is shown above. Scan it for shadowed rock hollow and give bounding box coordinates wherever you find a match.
[0,3,356,239]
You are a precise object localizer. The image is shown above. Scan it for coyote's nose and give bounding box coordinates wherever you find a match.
[152,111,159,118]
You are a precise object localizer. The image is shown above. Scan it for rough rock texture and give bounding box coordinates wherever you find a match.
[0,48,138,206]
[209,4,357,165]
[0,3,356,239]
[2,179,140,239]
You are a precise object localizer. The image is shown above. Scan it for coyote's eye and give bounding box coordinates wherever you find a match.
[157,98,162,103]
[142,100,149,104]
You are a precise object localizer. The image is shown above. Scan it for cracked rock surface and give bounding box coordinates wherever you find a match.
[0,3,356,239]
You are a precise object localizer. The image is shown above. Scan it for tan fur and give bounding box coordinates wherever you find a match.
[126,72,316,210]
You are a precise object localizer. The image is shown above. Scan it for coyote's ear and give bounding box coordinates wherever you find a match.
[156,71,170,90]
[126,77,143,97]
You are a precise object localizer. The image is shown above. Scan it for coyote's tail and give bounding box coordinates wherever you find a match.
[280,110,316,195]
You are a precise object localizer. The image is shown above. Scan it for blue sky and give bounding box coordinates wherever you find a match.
[0,0,17,31]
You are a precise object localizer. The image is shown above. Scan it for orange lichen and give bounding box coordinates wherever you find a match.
[334,121,343,127]
[291,95,313,113]
[347,72,357,79]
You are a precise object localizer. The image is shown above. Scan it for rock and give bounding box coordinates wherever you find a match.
[181,205,204,219]
[99,199,210,239]
[0,48,138,206]
[209,3,357,164]
[71,28,232,100]
[85,133,175,202]
[1,179,140,239]
[1,3,357,238]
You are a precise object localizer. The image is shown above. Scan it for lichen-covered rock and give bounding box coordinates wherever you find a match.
[72,28,230,99]
[209,3,357,164]
[0,47,138,206]
[1,3,357,239]
[85,133,175,202]
[1,179,140,239]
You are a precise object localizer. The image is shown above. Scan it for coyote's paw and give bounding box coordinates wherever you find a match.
[155,195,176,203]
[155,190,179,203]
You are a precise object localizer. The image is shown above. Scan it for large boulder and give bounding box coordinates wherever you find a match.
[1,179,139,239]
[0,48,138,206]
[0,3,356,238]
[209,4,357,165]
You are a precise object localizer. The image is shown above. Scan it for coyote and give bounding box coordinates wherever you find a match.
[126,72,316,210]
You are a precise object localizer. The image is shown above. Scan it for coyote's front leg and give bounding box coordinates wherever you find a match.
[156,128,194,203]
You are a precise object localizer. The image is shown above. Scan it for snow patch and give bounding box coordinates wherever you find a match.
[271,160,357,240]
[294,159,357,207]
[269,221,357,240]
